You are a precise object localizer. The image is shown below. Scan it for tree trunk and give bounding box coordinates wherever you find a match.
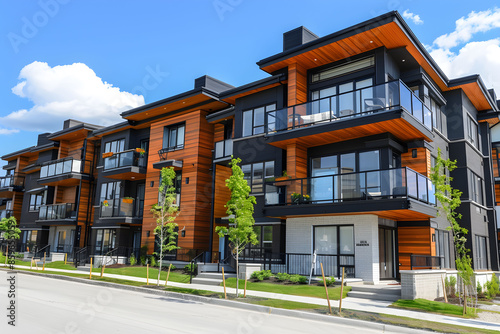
[236,244,239,298]
[157,227,163,286]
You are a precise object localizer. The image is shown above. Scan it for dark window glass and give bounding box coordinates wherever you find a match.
[241,161,274,193]
[242,104,276,137]
[163,124,185,151]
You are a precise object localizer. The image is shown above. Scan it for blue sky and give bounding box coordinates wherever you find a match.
[0,0,499,166]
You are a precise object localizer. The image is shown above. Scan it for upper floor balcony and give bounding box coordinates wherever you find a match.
[214,139,233,162]
[38,158,84,186]
[264,80,433,148]
[263,167,437,220]
[101,149,147,180]
[97,197,144,224]
[0,174,25,197]
[37,203,76,223]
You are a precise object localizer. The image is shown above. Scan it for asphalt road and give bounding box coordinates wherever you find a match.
[0,271,423,334]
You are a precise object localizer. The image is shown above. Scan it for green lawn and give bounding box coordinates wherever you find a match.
[392,299,477,318]
[223,278,351,300]
[44,261,77,270]
[92,266,191,283]
[0,253,29,266]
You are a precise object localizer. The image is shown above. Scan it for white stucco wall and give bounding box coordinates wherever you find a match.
[286,215,380,283]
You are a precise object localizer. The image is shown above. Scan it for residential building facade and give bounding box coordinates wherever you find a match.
[2,11,499,283]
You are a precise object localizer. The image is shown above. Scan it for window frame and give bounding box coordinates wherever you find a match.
[104,139,125,153]
[162,123,186,151]
[29,192,46,211]
[241,161,275,194]
[242,103,276,137]
[312,224,354,255]
[475,235,488,270]
[468,169,484,205]
[466,114,478,148]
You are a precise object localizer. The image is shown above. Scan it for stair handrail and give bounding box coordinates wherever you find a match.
[102,247,119,267]
[218,252,233,273]
[189,251,205,284]
[74,247,87,268]
[35,244,50,259]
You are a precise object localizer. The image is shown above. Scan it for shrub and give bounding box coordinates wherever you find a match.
[477,281,483,295]
[486,274,499,299]
[129,254,137,266]
[250,270,273,281]
[289,274,307,284]
[140,255,147,266]
[169,264,176,270]
[149,255,157,267]
[275,272,291,282]
[445,276,457,297]
[321,276,336,286]
[184,264,197,274]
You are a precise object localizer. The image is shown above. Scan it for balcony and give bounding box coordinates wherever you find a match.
[214,139,233,161]
[264,80,433,148]
[98,197,142,224]
[39,158,84,186]
[0,174,24,196]
[102,149,147,180]
[37,203,76,223]
[264,167,437,220]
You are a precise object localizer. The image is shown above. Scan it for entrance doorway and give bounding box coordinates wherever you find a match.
[378,227,396,279]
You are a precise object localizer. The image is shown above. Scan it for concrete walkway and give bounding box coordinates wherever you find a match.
[3,263,500,331]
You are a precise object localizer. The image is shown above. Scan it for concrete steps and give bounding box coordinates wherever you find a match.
[348,284,401,302]
[191,272,237,286]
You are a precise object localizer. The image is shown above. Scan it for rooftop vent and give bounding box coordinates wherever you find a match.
[194,75,234,94]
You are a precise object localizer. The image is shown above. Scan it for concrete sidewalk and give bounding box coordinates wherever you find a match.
[3,263,500,331]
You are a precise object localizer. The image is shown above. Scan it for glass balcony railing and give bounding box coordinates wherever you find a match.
[265,79,432,134]
[100,198,139,218]
[264,167,435,207]
[214,139,233,159]
[40,158,81,179]
[103,149,147,171]
[38,203,76,220]
[0,174,25,188]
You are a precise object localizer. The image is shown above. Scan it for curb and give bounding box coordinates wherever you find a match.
[2,268,429,333]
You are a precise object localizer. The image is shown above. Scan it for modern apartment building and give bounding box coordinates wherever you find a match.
[2,11,499,283]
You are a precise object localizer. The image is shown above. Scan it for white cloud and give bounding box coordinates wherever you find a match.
[428,8,500,93]
[433,8,500,50]
[0,61,145,133]
[402,10,423,25]
[0,128,19,135]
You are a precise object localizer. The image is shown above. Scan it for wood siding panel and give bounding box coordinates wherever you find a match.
[214,165,231,218]
[398,226,432,271]
[287,63,307,106]
[142,109,214,254]
[214,124,225,143]
[401,147,431,176]
[286,143,307,179]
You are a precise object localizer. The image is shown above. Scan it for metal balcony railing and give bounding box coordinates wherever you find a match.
[0,174,25,188]
[265,79,432,134]
[264,167,435,206]
[103,149,147,170]
[39,158,81,179]
[100,197,139,218]
[214,139,233,159]
[38,203,76,220]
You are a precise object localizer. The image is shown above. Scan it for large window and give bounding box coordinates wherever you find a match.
[95,229,116,255]
[29,192,46,211]
[468,170,484,205]
[435,229,451,268]
[466,115,478,148]
[100,181,121,202]
[475,235,488,270]
[23,230,38,244]
[162,123,185,151]
[104,139,125,153]
[313,225,354,255]
[431,99,445,134]
[311,57,374,83]
[242,104,276,137]
[242,161,274,193]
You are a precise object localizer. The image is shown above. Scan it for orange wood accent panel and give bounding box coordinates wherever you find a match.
[401,147,431,176]
[398,226,432,270]
[286,142,307,179]
[493,148,499,179]
[214,123,225,143]
[214,165,231,218]
[142,109,214,254]
[269,118,432,150]
[495,184,500,205]
[58,140,69,159]
[287,63,307,106]
[11,192,24,222]
[61,186,77,204]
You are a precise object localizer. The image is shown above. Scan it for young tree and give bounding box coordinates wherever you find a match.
[0,216,21,240]
[151,167,180,286]
[430,148,474,306]
[216,157,258,297]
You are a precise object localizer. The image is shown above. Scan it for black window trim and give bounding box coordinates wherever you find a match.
[242,103,277,137]
[162,122,186,151]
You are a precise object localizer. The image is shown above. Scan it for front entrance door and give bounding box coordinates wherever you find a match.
[379,227,395,279]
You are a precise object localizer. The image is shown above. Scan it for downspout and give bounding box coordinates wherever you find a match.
[208,159,216,263]
[74,139,86,248]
